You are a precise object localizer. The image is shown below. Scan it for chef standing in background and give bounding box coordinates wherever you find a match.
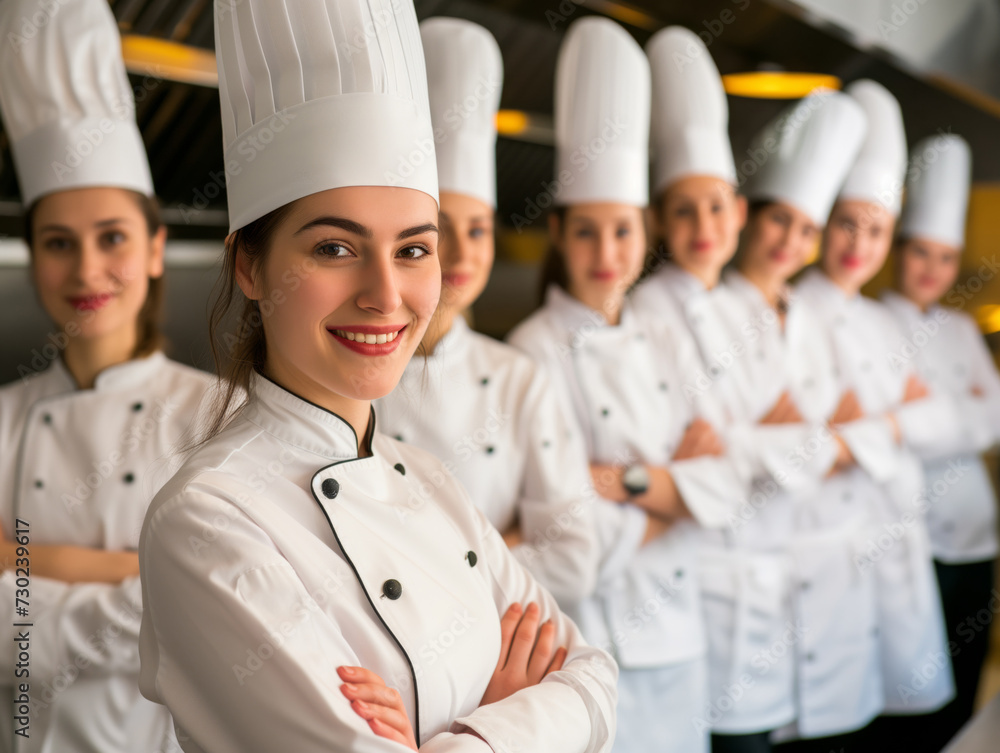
[730,89,882,753]
[0,0,214,750]
[376,17,599,608]
[882,133,1000,750]
[795,79,957,753]
[509,19,749,753]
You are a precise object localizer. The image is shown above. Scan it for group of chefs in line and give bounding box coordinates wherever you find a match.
[0,1,997,752]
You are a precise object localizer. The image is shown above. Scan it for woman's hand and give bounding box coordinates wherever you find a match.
[903,374,930,402]
[0,520,140,584]
[759,391,804,425]
[672,418,725,461]
[500,524,523,549]
[829,390,864,425]
[481,602,567,706]
[338,666,417,751]
[590,464,627,503]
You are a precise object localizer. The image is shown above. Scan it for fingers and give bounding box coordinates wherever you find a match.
[545,646,568,677]
[339,678,416,749]
[506,602,541,674]
[495,603,523,670]
[526,619,557,684]
[340,681,403,708]
[337,666,386,687]
[367,718,415,750]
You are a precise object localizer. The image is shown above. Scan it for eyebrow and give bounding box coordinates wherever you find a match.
[296,216,438,240]
[38,218,127,234]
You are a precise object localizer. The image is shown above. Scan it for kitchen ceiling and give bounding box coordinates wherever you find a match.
[1,0,998,239]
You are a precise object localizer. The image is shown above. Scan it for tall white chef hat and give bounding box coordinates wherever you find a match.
[216,0,438,233]
[743,89,867,226]
[838,79,908,215]
[421,18,502,209]
[554,17,650,207]
[899,134,971,248]
[647,26,736,196]
[0,0,153,207]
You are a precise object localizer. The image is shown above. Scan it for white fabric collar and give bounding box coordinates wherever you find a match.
[243,372,366,461]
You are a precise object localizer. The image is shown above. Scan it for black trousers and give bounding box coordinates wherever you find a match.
[772,725,870,753]
[865,558,995,753]
[711,732,772,753]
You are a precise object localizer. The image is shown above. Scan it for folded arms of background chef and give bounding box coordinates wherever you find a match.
[138,488,618,753]
[0,556,145,687]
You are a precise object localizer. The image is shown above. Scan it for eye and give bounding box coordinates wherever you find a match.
[674,206,692,218]
[711,203,723,214]
[42,236,73,253]
[316,242,353,259]
[397,245,429,260]
[574,227,595,239]
[615,225,631,238]
[100,230,126,248]
[469,227,486,240]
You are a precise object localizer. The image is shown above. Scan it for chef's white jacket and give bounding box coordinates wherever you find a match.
[138,373,618,753]
[881,290,1000,564]
[796,268,955,714]
[508,284,746,670]
[725,270,883,738]
[375,317,599,604]
[0,352,214,752]
[631,263,850,733]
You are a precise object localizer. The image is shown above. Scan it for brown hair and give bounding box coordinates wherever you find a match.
[203,204,294,441]
[24,189,166,358]
[537,207,569,304]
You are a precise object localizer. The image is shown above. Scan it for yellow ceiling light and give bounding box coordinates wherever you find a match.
[121,35,218,88]
[722,72,841,99]
[976,304,1000,335]
[496,110,530,136]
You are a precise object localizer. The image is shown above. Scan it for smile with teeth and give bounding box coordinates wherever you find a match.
[333,329,401,344]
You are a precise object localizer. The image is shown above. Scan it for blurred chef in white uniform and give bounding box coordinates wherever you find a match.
[136,2,618,752]
[632,30,850,753]
[730,89,884,753]
[795,80,956,753]
[0,0,214,751]
[375,18,598,607]
[508,20,748,753]
[881,133,1000,749]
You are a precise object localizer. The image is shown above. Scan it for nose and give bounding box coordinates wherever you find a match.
[596,229,617,267]
[356,254,402,315]
[74,240,104,287]
[695,205,714,235]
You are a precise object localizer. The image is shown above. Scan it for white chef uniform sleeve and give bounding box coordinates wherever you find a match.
[724,421,840,493]
[835,416,903,482]
[510,370,599,603]
[0,571,143,686]
[452,500,618,753]
[667,453,754,527]
[140,489,499,753]
[909,313,1000,460]
[963,313,1000,446]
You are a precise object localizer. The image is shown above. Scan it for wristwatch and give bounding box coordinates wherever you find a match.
[622,464,650,497]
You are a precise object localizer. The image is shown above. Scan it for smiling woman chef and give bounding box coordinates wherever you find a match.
[0,0,214,750]
[134,1,618,752]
